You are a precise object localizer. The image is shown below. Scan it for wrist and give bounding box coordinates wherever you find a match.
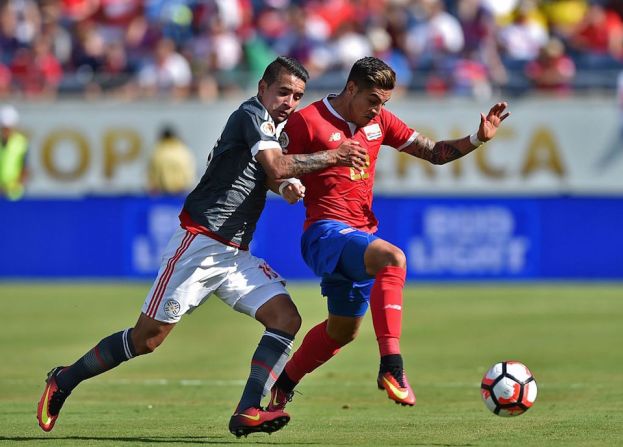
[278,178,302,196]
[469,132,484,147]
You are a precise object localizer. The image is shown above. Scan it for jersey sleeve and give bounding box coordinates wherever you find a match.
[280,111,311,155]
[238,109,281,157]
[381,109,418,151]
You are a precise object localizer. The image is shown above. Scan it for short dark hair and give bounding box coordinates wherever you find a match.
[347,57,395,91]
[261,56,309,86]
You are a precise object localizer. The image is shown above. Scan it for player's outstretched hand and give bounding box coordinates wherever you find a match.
[335,140,368,169]
[282,182,305,204]
[478,102,511,142]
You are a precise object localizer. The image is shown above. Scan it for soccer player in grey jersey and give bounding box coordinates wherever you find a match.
[37,56,368,438]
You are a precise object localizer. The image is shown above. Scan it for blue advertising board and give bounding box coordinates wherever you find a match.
[0,196,621,280]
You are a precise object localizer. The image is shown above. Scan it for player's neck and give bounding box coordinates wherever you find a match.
[327,94,352,124]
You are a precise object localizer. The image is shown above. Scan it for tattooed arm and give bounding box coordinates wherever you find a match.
[402,102,511,165]
[402,134,474,165]
[256,139,368,179]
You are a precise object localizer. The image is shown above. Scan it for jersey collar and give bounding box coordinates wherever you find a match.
[253,95,287,137]
[322,94,358,137]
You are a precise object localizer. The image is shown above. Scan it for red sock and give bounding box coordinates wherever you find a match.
[284,320,342,383]
[370,266,406,357]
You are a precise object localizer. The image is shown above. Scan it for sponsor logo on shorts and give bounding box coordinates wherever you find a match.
[163,299,181,318]
[339,227,356,235]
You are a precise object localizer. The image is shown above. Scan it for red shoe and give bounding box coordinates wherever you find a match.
[228,407,290,438]
[377,369,416,406]
[267,386,294,411]
[37,367,70,432]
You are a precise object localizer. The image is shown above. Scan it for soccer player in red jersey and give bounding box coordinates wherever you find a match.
[268,57,510,411]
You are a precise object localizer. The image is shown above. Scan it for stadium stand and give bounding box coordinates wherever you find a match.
[0,0,622,100]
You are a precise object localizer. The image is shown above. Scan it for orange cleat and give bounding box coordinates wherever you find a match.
[37,367,70,432]
[228,406,290,438]
[267,386,294,412]
[377,369,416,406]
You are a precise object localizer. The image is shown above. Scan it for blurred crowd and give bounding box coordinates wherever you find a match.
[0,0,622,101]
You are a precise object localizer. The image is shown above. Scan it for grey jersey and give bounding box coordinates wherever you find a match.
[183,97,282,248]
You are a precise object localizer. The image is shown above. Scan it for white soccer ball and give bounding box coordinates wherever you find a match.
[481,361,537,417]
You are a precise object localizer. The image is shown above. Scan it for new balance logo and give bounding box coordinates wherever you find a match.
[329,132,341,142]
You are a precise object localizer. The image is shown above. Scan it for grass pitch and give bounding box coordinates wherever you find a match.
[1,282,622,446]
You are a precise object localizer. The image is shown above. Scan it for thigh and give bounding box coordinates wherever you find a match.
[301,220,378,281]
[336,231,379,282]
[142,228,234,323]
[321,274,373,318]
[216,251,289,318]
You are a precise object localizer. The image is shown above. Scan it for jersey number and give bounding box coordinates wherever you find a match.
[350,154,370,181]
[259,262,279,279]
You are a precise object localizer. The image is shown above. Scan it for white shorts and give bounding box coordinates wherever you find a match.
[142,227,289,323]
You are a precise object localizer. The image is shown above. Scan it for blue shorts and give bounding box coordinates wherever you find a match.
[301,220,378,317]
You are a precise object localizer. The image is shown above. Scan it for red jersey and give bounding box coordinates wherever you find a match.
[282,96,417,233]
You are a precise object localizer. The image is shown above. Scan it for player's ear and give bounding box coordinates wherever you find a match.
[258,79,267,98]
[345,80,357,97]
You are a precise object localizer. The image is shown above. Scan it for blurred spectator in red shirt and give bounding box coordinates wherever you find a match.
[449,50,493,99]
[61,0,99,22]
[525,37,576,94]
[0,64,11,98]
[10,36,62,99]
[569,3,623,61]
[92,0,143,42]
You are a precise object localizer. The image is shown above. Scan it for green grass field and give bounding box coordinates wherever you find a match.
[1,282,622,446]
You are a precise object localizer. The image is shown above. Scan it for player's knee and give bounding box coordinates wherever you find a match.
[367,242,407,273]
[388,248,407,269]
[269,307,302,336]
[256,294,301,336]
[375,247,406,271]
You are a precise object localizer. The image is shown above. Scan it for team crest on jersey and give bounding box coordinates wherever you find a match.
[260,121,276,136]
[363,123,382,140]
[163,299,181,318]
[329,132,342,142]
[279,131,290,152]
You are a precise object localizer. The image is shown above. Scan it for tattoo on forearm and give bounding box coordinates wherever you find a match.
[428,142,464,164]
[403,135,464,165]
[277,151,334,177]
[414,134,435,152]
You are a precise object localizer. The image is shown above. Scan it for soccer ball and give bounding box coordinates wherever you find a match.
[481,361,537,417]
